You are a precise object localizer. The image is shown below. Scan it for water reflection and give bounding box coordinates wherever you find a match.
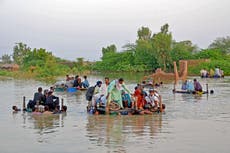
[30,113,66,130]
[85,114,163,152]
[2,76,230,153]
[13,112,66,143]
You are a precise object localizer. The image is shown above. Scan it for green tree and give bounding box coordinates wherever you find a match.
[134,39,158,70]
[102,44,117,59]
[76,57,84,66]
[160,24,169,34]
[1,54,12,63]
[137,26,152,41]
[171,40,196,61]
[22,48,53,68]
[194,49,224,60]
[208,36,230,54]
[135,26,161,71]
[152,24,172,71]
[122,43,136,52]
[13,42,31,65]
[22,47,70,78]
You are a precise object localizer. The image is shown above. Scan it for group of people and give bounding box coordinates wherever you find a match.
[12,87,67,114]
[86,77,165,115]
[140,80,164,88]
[132,84,165,114]
[54,75,90,90]
[181,79,203,92]
[66,75,90,89]
[200,67,224,78]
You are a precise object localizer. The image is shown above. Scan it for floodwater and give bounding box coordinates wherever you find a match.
[0,75,230,153]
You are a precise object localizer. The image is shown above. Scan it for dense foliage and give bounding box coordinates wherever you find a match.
[13,43,31,65]
[1,24,230,78]
[21,48,71,78]
[208,36,230,54]
[0,54,12,64]
[93,24,230,75]
[0,43,91,80]
[188,49,230,75]
[93,24,173,72]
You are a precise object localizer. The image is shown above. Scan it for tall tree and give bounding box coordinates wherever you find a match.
[122,43,136,52]
[208,36,230,54]
[22,48,53,68]
[137,27,152,41]
[102,44,117,59]
[134,39,157,68]
[152,24,172,71]
[76,57,84,66]
[160,23,169,34]
[13,43,31,65]
[1,54,12,64]
[171,40,197,61]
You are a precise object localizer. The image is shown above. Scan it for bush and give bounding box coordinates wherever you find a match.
[188,59,230,75]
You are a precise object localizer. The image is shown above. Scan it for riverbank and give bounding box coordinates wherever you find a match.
[0,68,229,84]
[0,69,57,83]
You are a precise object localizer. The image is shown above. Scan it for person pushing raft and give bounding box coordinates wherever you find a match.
[106,78,132,109]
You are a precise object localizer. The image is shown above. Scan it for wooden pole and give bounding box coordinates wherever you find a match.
[173,61,179,84]
[133,96,137,110]
[159,95,163,112]
[180,60,188,81]
[105,105,109,114]
[173,83,176,93]
[23,96,26,111]
[36,100,39,108]
[61,98,64,110]
[105,94,110,114]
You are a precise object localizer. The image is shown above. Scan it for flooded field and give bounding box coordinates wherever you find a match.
[0,76,230,153]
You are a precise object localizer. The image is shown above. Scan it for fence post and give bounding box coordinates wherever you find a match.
[23,96,26,111]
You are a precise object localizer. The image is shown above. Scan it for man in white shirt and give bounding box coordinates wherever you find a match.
[91,81,102,107]
[98,77,110,106]
[145,88,160,109]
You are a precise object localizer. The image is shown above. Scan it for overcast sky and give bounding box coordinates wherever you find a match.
[0,0,229,61]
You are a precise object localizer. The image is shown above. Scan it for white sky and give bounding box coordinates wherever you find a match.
[0,0,229,61]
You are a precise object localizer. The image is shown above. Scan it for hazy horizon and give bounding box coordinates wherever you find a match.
[0,0,229,61]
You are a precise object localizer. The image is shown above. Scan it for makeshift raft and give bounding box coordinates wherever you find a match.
[172,83,213,95]
[172,89,209,94]
[87,100,164,115]
[89,106,164,115]
[55,87,87,92]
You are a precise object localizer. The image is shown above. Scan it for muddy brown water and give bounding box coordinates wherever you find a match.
[0,76,230,153]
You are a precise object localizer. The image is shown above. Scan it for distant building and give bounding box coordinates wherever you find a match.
[0,64,19,71]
